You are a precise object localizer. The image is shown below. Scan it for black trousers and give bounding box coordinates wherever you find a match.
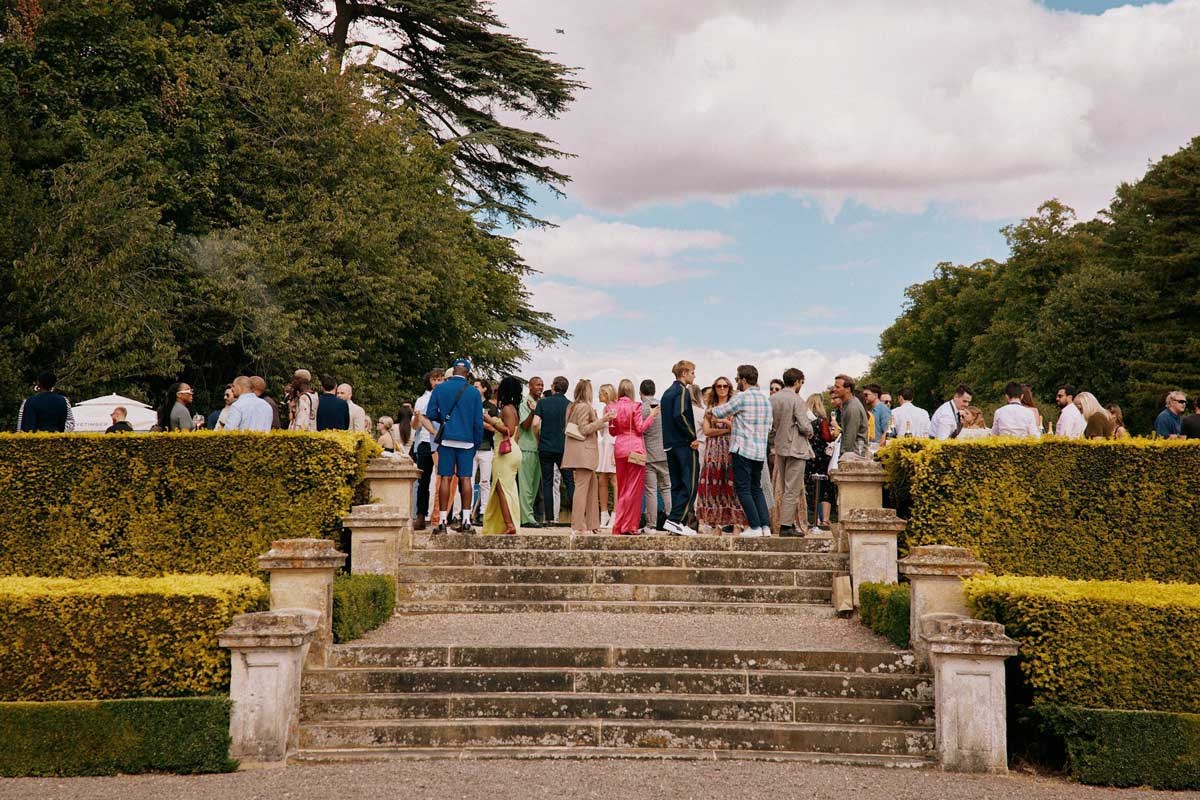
[538,449,574,523]
[415,442,434,519]
[666,446,698,525]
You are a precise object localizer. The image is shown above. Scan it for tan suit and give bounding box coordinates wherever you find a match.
[562,402,609,531]
[769,389,814,529]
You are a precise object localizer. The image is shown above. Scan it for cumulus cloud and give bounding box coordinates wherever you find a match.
[497,0,1200,219]
[515,215,733,287]
[517,340,874,397]
[527,281,619,323]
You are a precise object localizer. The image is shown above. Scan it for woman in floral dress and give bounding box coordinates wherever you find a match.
[695,377,747,533]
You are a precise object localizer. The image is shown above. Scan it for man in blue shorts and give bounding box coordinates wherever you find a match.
[427,357,484,533]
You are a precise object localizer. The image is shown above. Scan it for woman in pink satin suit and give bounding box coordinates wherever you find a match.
[607,378,660,535]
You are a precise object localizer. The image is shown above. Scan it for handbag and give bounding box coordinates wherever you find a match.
[433,380,470,445]
[627,450,647,466]
[565,421,585,441]
[498,436,513,455]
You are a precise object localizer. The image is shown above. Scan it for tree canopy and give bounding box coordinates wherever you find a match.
[866,138,1200,432]
[0,0,567,423]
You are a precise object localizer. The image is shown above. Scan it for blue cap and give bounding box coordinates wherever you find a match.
[453,357,472,371]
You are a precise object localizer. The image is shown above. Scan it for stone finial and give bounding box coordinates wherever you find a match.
[258,538,347,572]
[830,459,885,483]
[923,614,1019,658]
[899,545,987,578]
[841,507,906,532]
[342,504,410,575]
[364,455,421,480]
[218,609,320,650]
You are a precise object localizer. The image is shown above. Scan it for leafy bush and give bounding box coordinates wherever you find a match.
[0,575,267,701]
[0,697,236,776]
[965,574,1200,711]
[332,574,396,643]
[881,437,1200,581]
[858,582,911,648]
[0,431,378,576]
[1033,705,1200,790]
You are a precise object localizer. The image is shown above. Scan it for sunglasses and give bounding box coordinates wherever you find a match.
[715,384,731,389]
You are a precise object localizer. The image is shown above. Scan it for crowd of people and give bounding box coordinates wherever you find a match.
[14,364,1200,539]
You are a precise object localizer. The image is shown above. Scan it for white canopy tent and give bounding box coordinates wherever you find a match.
[71,394,158,432]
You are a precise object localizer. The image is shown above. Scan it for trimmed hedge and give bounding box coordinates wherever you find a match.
[0,431,378,576]
[965,574,1200,712]
[0,575,267,701]
[1033,705,1200,790]
[333,573,396,643]
[858,581,910,648]
[0,697,236,776]
[880,437,1200,581]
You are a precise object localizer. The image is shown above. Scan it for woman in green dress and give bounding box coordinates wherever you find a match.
[483,375,524,535]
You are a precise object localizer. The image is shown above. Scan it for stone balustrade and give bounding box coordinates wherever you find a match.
[898,545,988,667]
[257,538,346,668]
[363,455,421,515]
[841,507,905,606]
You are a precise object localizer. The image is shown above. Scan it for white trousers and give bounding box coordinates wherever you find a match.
[473,449,494,516]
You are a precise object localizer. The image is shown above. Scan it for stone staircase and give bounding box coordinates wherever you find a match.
[394,530,844,615]
[295,644,935,765]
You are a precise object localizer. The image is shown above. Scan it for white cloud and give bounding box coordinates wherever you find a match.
[515,215,733,287]
[527,281,619,323]
[516,340,873,398]
[498,0,1200,219]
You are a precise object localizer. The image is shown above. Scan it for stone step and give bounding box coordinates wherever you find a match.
[396,566,836,588]
[416,532,831,553]
[297,717,935,756]
[396,583,831,604]
[300,692,933,727]
[394,600,837,616]
[302,668,932,701]
[290,745,933,767]
[329,645,919,674]
[400,548,848,570]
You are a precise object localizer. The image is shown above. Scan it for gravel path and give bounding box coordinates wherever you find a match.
[2,759,1190,800]
[360,612,898,651]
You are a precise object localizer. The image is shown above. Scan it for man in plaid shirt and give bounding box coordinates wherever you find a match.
[711,364,773,536]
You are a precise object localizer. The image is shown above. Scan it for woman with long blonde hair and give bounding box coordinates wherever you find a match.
[1076,391,1116,439]
[595,383,618,528]
[562,380,615,533]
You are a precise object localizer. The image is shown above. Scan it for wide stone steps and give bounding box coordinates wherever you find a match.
[297,644,934,764]
[398,531,844,616]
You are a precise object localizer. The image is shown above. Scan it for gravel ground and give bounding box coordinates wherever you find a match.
[360,612,898,651]
[2,759,1192,800]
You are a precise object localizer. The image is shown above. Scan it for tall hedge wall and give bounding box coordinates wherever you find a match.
[0,431,377,576]
[881,438,1200,581]
[965,574,1200,712]
[0,575,268,701]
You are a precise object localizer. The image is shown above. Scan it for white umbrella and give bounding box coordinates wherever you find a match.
[72,394,158,432]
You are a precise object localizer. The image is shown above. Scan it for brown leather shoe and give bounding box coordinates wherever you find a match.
[413,516,427,531]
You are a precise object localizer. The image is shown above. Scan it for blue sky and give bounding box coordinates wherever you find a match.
[496,0,1197,391]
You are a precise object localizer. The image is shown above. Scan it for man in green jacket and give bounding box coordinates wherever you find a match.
[833,374,869,459]
[517,376,544,527]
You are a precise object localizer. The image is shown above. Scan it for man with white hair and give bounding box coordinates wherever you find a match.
[336,383,370,433]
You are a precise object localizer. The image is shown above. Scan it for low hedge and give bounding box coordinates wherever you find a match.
[0,696,236,776]
[1033,705,1200,790]
[965,574,1200,711]
[858,581,910,648]
[332,573,395,643]
[880,437,1200,581]
[0,431,378,576]
[0,574,267,701]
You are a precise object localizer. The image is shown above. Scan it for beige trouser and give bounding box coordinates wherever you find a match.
[571,468,600,532]
[775,454,809,528]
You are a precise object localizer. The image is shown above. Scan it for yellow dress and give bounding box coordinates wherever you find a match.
[482,428,522,534]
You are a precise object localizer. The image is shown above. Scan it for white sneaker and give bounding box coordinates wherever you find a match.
[810,525,827,536]
[600,511,611,528]
[663,520,684,535]
[739,528,759,538]
[678,524,699,537]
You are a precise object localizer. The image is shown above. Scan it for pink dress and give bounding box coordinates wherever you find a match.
[607,397,655,534]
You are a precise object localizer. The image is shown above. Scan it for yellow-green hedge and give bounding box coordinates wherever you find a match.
[0,431,378,576]
[0,575,268,701]
[881,437,1200,581]
[965,575,1200,712]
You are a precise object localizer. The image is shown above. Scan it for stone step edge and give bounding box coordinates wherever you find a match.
[300,690,933,708]
[332,643,910,659]
[289,746,933,767]
[394,601,837,616]
[300,717,935,736]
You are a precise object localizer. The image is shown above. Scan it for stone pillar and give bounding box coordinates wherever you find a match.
[341,504,409,575]
[363,456,421,517]
[830,460,885,552]
[899,545,988,665]
[219,609,319,764]
[923,614,1019,774]
[841,508,904,606]
[258,539,346,668]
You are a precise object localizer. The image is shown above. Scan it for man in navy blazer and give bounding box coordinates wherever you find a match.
[315,376,351,431]
[661,360,699,536]
[427,357,484,533]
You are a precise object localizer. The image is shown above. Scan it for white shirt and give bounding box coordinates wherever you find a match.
[1056,403,1085,439]
[225,393,274,432]
[992,400,1040,438]
[890,402,931,439]
[929,400,961,440]
[414,391,440,446]
[348,400,368,433]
